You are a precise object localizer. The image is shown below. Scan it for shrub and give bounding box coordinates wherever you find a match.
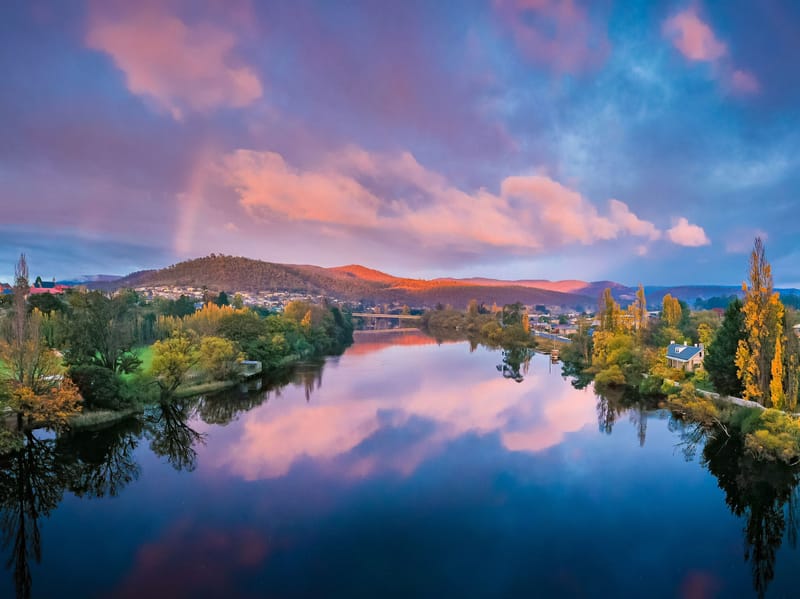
[68,365,123,410]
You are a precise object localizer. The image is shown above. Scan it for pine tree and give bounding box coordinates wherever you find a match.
[704,299,745,398]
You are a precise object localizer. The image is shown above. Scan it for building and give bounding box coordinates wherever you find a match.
[666,342,704,371]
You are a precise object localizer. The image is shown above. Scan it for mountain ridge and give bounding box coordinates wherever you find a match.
[90,255,800,308]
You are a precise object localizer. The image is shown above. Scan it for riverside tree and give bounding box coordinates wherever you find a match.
[0,254,82,429]
[735,238,788,406]
[704,299,746,398]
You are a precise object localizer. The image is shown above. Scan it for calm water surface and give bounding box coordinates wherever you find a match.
[3,330,800,598]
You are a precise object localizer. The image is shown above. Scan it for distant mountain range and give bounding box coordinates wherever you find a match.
[86,255,800,309]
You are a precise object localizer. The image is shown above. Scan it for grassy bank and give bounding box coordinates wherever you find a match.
[70,406,144,430]
[172,380,237,398]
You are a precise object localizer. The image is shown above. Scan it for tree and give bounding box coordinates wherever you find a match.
[662,293,682,327]
[61,291,140,374]
[198,336,240,381]
[151,334,199,392]
[633,284,648,333]
[215,291,230,307]
[10,380,82,431]
[598,288,621,332]
[735,238,785,405]
[231,293,244,310]
[705,299,746,398]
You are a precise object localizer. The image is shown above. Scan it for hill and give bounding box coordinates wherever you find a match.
[99,256,595,308]
[98,255,800,310]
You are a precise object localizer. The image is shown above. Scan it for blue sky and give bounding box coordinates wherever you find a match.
[1,0,798,285]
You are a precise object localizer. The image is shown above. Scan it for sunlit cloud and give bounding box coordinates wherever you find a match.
[667,217,711,247]
[212,145,695,256]
[86,2,262,119]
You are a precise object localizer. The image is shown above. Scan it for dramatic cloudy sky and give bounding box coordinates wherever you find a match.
[1,0,798,285]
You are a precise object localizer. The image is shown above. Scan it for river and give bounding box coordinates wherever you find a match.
[1,329,799,598]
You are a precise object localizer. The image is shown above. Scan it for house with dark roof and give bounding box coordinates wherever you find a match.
[666,342,704,371]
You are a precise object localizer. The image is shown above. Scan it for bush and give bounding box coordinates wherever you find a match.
[742,409,800,464]
[68,365,124,410]
[595,365,626,386]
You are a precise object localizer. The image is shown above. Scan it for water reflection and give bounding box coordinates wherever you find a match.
[496,347,532,382]
[145,400,206,472]
[2,334,800,598]
[0,423,145,599]
[205,347,598,480]
[703,433,800,598]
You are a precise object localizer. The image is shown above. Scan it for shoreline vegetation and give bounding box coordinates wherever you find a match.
[419,238,800,465]
[557,238,800,466]
[0,254,354,447]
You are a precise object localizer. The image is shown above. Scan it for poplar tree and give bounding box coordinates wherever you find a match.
[735,237,785,405]
[598,288,621,332]
[661,294,682,328]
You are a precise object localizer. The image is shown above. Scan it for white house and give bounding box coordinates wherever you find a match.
[666,342,704,371]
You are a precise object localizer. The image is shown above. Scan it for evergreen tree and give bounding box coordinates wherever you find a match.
[705,299,745,397]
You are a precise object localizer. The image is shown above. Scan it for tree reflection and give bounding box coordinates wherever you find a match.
[145,399,206,472]
[0,433,66,599]
[702,433,800,598]
[495,347,531,382]
[56,419,143,498]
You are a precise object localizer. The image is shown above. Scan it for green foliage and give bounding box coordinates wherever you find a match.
[60,291,140,374]
[595,364,626,386]
[27,293,66,315]
[198,336,240,381]
[742,409,800,464]
[151,334,199,392]
[68,364,124,410]
[705,298,746,397]
[215,291,230,306]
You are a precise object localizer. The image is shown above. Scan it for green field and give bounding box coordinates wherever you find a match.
[135,345,155,374]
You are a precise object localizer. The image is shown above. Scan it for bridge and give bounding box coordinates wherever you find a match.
[352,313,422,321]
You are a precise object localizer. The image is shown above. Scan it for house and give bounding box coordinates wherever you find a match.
[793,323,800,338]
[29,283,70,295]
[666,341,704,371]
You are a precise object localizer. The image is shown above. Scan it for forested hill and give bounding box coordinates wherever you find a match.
[97,256,596,308]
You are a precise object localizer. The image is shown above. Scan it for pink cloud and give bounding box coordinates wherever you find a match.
[493,0,610,73]
[202,349,598,481]
[211,146,673,255]
[607,199,661,241]
[662,8,726,62]
[730,69,760,94]
[114,521,270,599]
[86,2,262,119]
[662,7,761,96]
[667,217,711,247]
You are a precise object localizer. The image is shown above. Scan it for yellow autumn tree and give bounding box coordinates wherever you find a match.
[598,288,621,332]
[10,380,83,431]
[661,294,682,328]
[735,237,786,406]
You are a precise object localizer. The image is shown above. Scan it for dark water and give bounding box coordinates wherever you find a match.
[2,330,800,598]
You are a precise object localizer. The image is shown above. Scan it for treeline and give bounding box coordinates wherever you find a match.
[0,254,353,444]
[422,300,536,350]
